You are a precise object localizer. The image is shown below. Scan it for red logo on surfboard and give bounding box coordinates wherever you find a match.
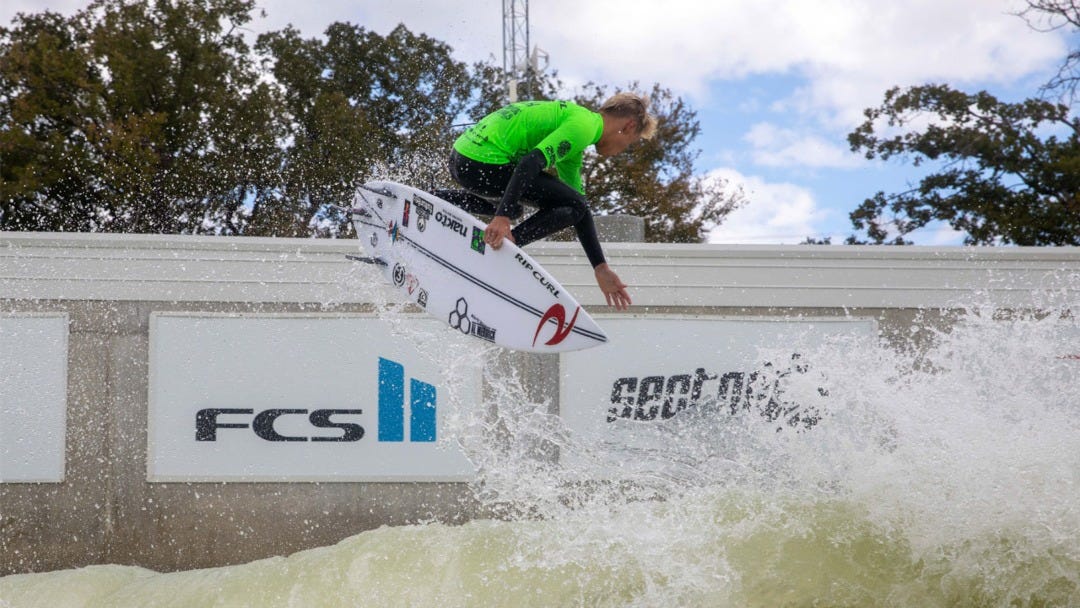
[532,303,580,347]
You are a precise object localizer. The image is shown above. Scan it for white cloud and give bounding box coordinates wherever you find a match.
[706,168,831,244]
[532,0,1064,123]
[0,1,503,64]
[1,0,82,22]
[255,0,501,64]
[744,122,863,169]
[4,0,1068,184]
[5,0,1064,124]
[912,222,968,246]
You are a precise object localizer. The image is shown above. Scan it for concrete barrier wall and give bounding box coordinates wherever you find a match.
[2,231,1078,575]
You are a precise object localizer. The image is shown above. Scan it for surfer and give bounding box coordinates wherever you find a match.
[435,93,657,311]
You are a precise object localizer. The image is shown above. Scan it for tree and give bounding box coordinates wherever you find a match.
[221,22,476,237]
[463,60,564,121]
[573,82,744,243]
[1018,0,1080,104]
[846,84,1080,245]
[3,3,737,242]
[844,2,1080,246]
[0,0,282,233]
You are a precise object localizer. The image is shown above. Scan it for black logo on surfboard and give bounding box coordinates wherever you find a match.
[414,197,434,232]
[448,297,496,343]
[436,210,467,239]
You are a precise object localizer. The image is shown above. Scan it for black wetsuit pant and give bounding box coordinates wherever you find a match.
[434,150,606,268]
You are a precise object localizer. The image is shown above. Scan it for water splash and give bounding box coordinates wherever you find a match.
[4,277,1080,606]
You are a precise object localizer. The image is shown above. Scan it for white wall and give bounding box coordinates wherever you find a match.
[2,232,1078,308]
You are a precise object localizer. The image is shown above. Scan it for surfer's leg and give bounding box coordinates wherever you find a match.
[512,206,582,245]
[433,189,499,216]
[512,172,606,268]
[435,150,523,219]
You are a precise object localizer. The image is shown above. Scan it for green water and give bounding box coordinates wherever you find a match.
[3,493,1078,607]
[4,304,1080,607]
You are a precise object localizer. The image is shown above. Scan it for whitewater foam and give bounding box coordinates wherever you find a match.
[3,285,1079,606]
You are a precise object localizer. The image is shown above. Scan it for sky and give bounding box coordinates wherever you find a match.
[2,0,1074,245]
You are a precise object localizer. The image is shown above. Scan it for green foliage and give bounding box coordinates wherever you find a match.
[846,3,1080,246]
[847,84,1080,245]
[254,22,473,236]
[574,82,744,243]
[0,0,279,233]
[1018,0,1080,104]
[2,1,736,241]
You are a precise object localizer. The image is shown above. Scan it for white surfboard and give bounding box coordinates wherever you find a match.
[349,180,608,353]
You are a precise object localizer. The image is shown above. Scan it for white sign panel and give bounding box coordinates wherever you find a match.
[559,315,876,471]
[148,313,478,482]
[1,313,68,483]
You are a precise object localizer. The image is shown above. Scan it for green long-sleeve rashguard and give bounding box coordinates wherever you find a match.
[452,100,604,195]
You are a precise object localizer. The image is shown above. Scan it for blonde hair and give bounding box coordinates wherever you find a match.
[599,92,658,140]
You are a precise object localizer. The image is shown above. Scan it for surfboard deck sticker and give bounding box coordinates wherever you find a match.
[349,180,608,353]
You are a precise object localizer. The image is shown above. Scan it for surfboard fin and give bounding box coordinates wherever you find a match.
[345,254,388,266]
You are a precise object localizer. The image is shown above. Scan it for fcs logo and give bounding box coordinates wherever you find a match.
[193,358,436,444]
[377,357,436,442]
[532,303,580,347]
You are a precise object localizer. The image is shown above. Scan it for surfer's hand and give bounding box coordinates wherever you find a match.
[484,216,515,249]
[595,263,631,311]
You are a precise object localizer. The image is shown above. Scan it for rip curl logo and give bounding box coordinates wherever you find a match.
[532,303,580,347]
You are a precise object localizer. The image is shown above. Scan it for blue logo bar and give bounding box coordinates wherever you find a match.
[377,357,437,443]
[410,379,436,442]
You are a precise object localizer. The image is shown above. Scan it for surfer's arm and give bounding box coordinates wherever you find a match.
[573,212,631,309]
[485,149,546,249]
[567,212,629,309]
[573,211,606,268]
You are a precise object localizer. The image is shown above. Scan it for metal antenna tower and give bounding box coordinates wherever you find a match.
[502,0,529,102]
